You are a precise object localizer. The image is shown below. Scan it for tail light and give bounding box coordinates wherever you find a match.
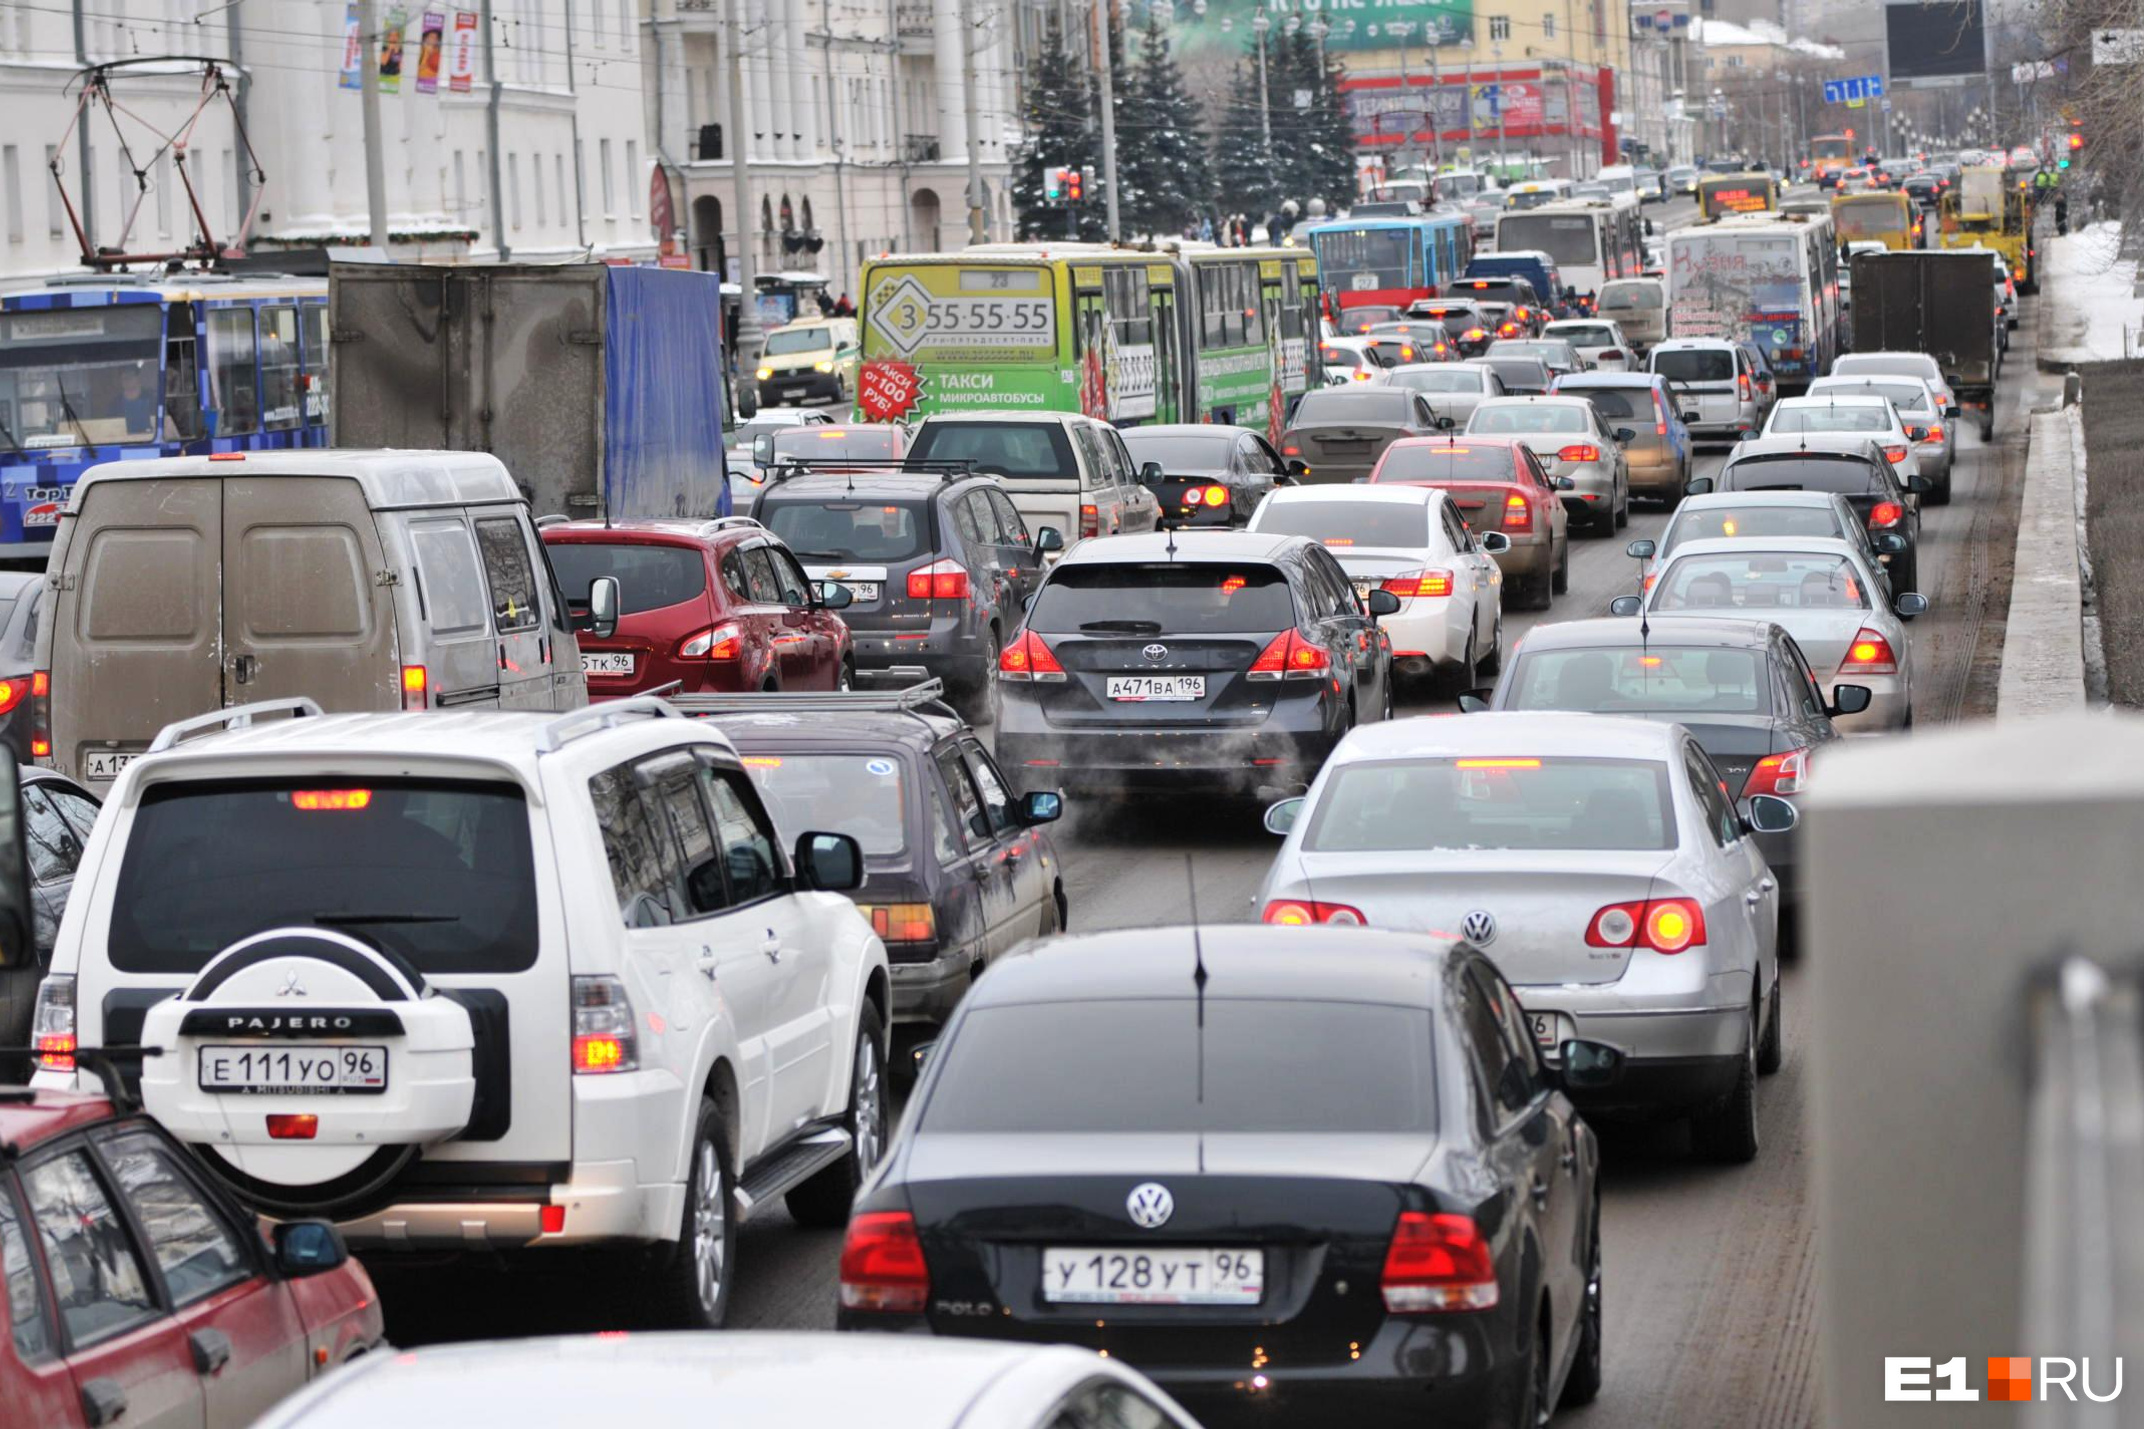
[1381,1211,1498,1312]
[1920,426,1944,445]
[29,670,48,759]
[997,629,1066,682]
[265,1114,319,1141]
[571,974,639,1075]
[1585,898,1707,953]
[31,976,74,1073]
[905,560,971,601]
[1179,485,1230,508]
[1879,444,1907,465]
[864,903,937,945]
[677,621,745,660]
[1601,349,1624,363]
[1737,372,1752,402]
[1744,747,1809,797]
[1463,327,1486,341]
[400,664,428,712]
[1247,630,1332,681]
[0,678,24,716]
[1262,899,1366,926]
[1515,306,1531,320]
[1839,628,1898,675]
[1498,322,1519,337]
[1868,501,1905,528]
[1381,570,1454,598]
[1556,444,1601,464]
[1282,444,1301,457]
[839,1211,930,1313]
[1080,504,1100,539]
[1502,492,1533,533]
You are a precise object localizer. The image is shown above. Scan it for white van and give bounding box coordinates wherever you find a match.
[35,450,609,786]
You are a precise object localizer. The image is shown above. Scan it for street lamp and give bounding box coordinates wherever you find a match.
[1252,8,1274,166]
[1490,40,1507,167]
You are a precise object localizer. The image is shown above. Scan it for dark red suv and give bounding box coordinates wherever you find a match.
[0,1088,383,1426]
[543,518,856,697]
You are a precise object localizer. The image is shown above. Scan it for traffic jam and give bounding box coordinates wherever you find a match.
[0,152,2036,1428]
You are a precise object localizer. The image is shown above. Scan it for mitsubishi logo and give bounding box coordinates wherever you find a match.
[1462,910,1498,946]
[275,971,308,998]
[1125,1182,1175,1229]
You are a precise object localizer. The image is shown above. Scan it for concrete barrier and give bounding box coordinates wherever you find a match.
[1997,406,2089,717]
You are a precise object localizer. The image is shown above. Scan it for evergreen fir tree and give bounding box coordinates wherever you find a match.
[1010,16,1104,241]
[1118,8,1211,237]
[1277,29,1357,212]
[1210,60,1282,225]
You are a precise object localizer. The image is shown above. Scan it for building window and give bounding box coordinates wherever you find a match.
[1542,12,1555,36]
[591,0,605,47]
[626,141,640,219]
[533,151,546,229]
[476,148,488,224]
[3,146,20,243]
[454,150,467,218]
[508,152,522,230]
[600,139,614,218]
[556,153,568,229]
[1489,14,1511,39]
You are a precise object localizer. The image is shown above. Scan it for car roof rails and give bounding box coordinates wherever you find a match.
[766,458,978,488]
[667,679,961,726]
[695,516,765,537]
[147,697,325,755]
[534,513,574,528]
[534,696,688,753]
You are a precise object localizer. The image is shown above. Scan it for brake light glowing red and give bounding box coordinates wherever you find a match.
[1738,373,1752,402]
[1247,630,1332,680]
[1880,444,1907,465]
[1744,747,1809,797]
[35,1032,74,1073]
[839,1212,930,1313]
[1556,444,1601,463]
[1502,492,1533,532]
[1839,628,1898,675]
[1079,504,1100,539]
[905,560,971,601]
[291,789,374,811]
[572,1035,630,1072]
[1381,1211,1499,1312]
[1585,898,1708,953]
[1261,899,1366,926]
[1869,501,1905,528]
[1381,570,1454,598]
[997,629,1066,682]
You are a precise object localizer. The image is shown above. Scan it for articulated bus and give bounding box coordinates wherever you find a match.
[1830,191,1919,251]
[1667,210,1840,390]
[856,245,1322,440]
[1303,213,1474,325]
[1697,173,1781,223]
[0,274,328,551]
[1807,134,1855,187]
[1492,200,1645,306]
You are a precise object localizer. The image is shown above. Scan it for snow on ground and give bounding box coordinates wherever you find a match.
[2043,222,2144,365]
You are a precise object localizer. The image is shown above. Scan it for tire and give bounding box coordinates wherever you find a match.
[1690,1000,1761,1164]
[1053,882,1070,934]
[651,1098,735,1329]
[1444,635,1476,699]
[1614,483,1630,528]
[1930,472,1953,507]
[1980,413,1995,442]
[1559,1203,1605,1409]
[1512,1306,1552,1429]
[1552,541,1570,595]
[1479,608,1504,677]
[965,630,1001,727]
[1758,973,1784,1076]
[786,1002,890,1228]
[837,658,855,693]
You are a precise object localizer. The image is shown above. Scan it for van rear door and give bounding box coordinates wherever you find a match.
[49,478,223,785]
[223,476,398,713]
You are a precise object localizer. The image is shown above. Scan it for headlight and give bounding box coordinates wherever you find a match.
[756,366,773,380]
[814,360,834,373]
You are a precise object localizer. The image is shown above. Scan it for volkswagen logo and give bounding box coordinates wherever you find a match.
[1141,643,1169,663]
[1462,910,1498,946]
[1125,1182,1175,1229]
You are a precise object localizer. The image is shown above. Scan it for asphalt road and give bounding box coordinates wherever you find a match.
[380,208,2052,1427]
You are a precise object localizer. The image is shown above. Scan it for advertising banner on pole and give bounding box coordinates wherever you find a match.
[378,7,408,94]
[448,11,478,92]
[415,11,445,93]
[338,5,363,90]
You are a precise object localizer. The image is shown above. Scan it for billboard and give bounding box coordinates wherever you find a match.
[1169,0,1474,55]
[1884,0,1986,88]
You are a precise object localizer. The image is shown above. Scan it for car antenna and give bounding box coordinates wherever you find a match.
[1186,852,1208,1173]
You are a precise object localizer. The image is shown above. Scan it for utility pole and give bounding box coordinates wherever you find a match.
[1253,10,1274,167]
[961,0,987,243]
[1092,0,1121,239]
[824,0,852,286]
[482,0,506,258]
[727,0,762,365]
[358,0,390,247]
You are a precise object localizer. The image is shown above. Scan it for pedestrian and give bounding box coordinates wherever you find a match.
[2055,194,2069,236]
[815,290,835,316]
[1198,214,1215,244]
[833,292,855,317]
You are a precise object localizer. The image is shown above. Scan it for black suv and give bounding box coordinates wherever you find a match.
[749,463,1065,720]
[684,683,1066,1052]
[995,531,1397,795]
[1443,276,1547,333]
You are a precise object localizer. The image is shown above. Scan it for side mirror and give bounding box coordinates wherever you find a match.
[1457,693,1492,713]
[1262,797,1305,836]
[1139,460,1165,486]
[1687,476,1714,495]
[1626,538,1656,558]
[1366,588,1402,618]
[1285,458,1312,478]
[1895,592,1930,617]
[816,581,855,610]
[1905,425,1929,442]
[795,830,865,892]
[1744,793,1799,834]
[1735,430,1754,442]
[1479,531,1512,554]
[1613,427,1637,443]
[274,1221,350,1278]
[1437,415,1457,430]
[1828,682,1873,717]
[1034,526,1066,554]
[1875,531,1909,555]
[1555,476,1577,491]
[584,576,620,640]
[1017,789,1063,826]
[1680,410,1700,423]
[1905,473,1932,494]
[0,763,30,971]
[1556,1039,1626,1090]
[1609,595,1643,617]
[752,432,775,468]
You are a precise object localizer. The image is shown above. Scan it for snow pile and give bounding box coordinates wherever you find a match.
[1691,17,1844,58]
[2043,222,2144,366]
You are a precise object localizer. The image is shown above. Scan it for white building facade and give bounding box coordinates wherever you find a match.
[0,0,654,284]
[641,0,1023,302]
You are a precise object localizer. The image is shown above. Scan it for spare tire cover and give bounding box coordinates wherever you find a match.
[140,928,476,1208]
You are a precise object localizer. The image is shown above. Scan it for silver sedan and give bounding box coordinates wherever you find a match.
[1613,535,1926,732]
[1465,395,1631,533]
[1255,710,1789,1162]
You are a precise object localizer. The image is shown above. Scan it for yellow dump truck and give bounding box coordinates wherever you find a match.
[1936,165,2035,293]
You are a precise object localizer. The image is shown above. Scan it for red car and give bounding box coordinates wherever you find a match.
[1368,434,1574,609]
[0,1088,382,1427]
[543,518,856,698]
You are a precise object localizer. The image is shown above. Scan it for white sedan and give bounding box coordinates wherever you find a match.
[1541,318,1639,371]
[1759,392,1923,486]
[1253,710,1791,1162]
[1247,483,1508,693]
[1613,535,1926,732]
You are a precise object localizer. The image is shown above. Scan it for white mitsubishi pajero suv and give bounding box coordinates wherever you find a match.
[29,696,891,1329]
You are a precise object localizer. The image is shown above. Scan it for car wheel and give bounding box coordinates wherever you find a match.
[1053,881,1070,934]
[1444,634,1476,699]
[1511,1305,1552,1429]
[837,658,855,693]
[1552,540,1570,596]
[966,630,1001,727]
[1614,482,1630,528]
[1559,1201,1605,1408]
[1690,1000,1761,1164]
[786,1002,889,1227]
[1932,472,1952,506]
[651,1098,735,1329]
[1758,973,1784,1076]
[1479,607,1504,677]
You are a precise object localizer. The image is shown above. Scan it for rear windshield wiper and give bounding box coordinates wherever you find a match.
[316,913,461,926]
[1078,619,1164,634]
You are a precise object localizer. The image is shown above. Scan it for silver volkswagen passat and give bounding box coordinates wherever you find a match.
[1254,710,1790,1162]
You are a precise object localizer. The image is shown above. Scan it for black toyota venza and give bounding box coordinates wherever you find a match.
[835,925,1619,1429]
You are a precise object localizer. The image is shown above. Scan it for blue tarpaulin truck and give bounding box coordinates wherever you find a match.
[328,261,736,518]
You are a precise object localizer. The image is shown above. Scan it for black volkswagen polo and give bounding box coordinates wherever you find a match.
[834,926,1616,1427]
[993,532,1397,796]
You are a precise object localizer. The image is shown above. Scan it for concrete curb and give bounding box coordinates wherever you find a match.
[1997,406,2089,717]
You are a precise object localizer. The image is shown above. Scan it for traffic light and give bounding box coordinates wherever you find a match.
[1066,167,1085,203]
[1044,166,1067,202]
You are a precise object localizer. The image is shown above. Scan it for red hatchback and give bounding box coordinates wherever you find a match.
[0,1088,382,1427]
[1369,435,1573,609]
[544,518,855,697]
